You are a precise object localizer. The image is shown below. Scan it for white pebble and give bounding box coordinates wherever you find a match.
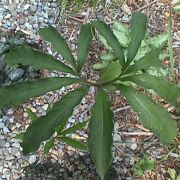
[3,127,10,133]
[24,4,30,10]
[28,155,36,164]
[4,14,11,19]
[130,143,138,150]
[0,122,5,128]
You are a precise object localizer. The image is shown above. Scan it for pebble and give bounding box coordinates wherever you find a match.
[10,147,19,155]
[28,155,36,164]
[0,139,6,147]
[0,122,5,128]
[24,4,30,10]
[30,5,37,12]
[130,143,138,151]
[8,68,25,81]
[3,127,10,133]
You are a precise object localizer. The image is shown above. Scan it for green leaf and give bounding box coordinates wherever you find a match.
[88,88,114,179]
[22,87,88,155]
[173,5,180,12]
[113,28,130,48]
[100,61,122,83]
[100,53,117,61]
[13,132,25,140]
[59,136,87,150]
[93,61,109,70]
[55,118,69,134]
[0,77,80,109]
[124,48,162,74]
[77,23,92,72]
[39,26,76,67]
[126,74,180,109]
[148,34,168,48]
[118,85,178,144]
[61,120,88,135]
[113,21,129,34]
[5,46,76,75]
[92,21,125,66]
[142,159,155,171]
[26,108,38,122]
[126,12,147,65]
[44,139,55,154]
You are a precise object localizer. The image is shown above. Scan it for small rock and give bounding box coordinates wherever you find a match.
[10,147,19,155]
[130,143,137,150]
[8,68,24,81]
[113,133,121,141]
[8,4,17,11]
[24,4,30,10]
[32,23,38,29]
[69,117,75,123]
[12,142,20,148]
[51,3,57,7]
[5,142,10,147]
[28,155,36,164]
[9,117,14,123]
[30,5,37,12]
[0,139,6,147]
[42,104,49,111]
[11,10,17,17]
[3,127,10,133]
[4,13,11,19]
[38,17,44,23]
[22,161,29,167]
[5,156,15,160]
[0,122,5,128]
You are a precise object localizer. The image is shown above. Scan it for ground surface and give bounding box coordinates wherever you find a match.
[0,0,180,179]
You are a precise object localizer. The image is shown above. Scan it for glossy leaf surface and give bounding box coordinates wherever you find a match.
[5,46,76,75]
[126,74,180,109]
[92,21,125,66]
[125,48,162,74]
[88,89,114,179]
[22,87,88,154]
[77,23,92,72]
[59,136,87,150]
[39,26,75,67]
[44,139,55,154]
[0,77,80,109]
[100,61,121,83]
[61,121,88,135]
[126,12,147,65]
[119,85,178,144]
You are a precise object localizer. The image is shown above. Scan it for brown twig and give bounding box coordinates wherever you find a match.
[133,0,157,12]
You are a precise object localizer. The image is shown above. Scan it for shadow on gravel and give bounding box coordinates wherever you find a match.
[20,153,120,180]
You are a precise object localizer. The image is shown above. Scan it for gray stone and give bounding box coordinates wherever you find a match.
[38,17,44,23]
[8,4,16,11]
[0,122,5,128]
[32,23,38,29]
[5,142,10,147]
[4,13,11,19]
[0,139,5,147]
[30,5,37,12]
[24,4,30,10]
[11,10,17,17]
[8,68,24,81]
[10,147,19,155]
[3,127,10,133]
[51,3,57,7]
[130,143,137,150]
[28,155,36,164]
